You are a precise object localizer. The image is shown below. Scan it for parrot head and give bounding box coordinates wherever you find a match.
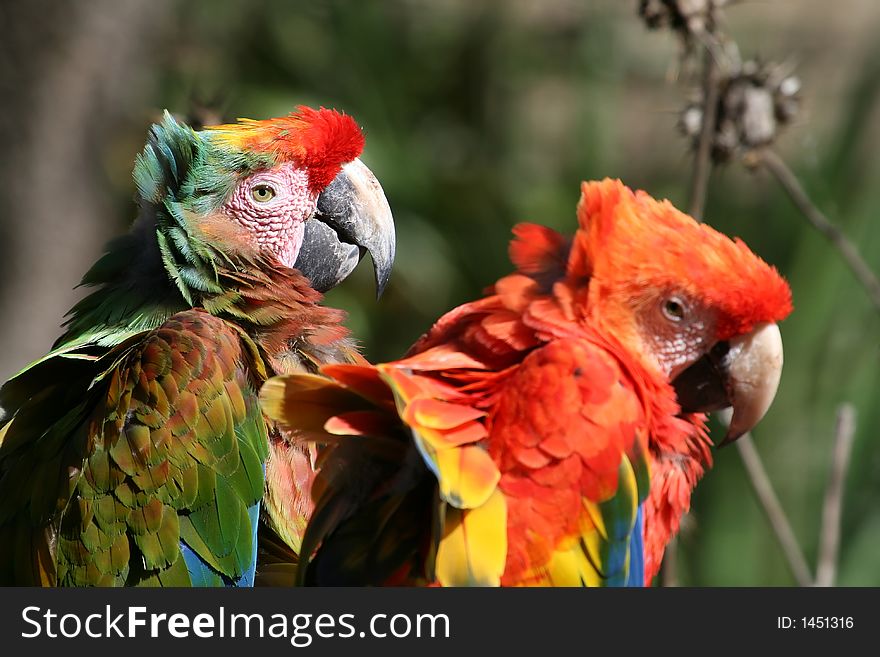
[572,179,793,444]
[134,105,395,297]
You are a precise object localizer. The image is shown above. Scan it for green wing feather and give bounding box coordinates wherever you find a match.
[0,310,269,586]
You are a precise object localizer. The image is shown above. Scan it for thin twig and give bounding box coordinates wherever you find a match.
[660,536,679,587]
[735,433,814,586]
[688,47,721,219]
[757,148,880,314]
[815,404,857,587]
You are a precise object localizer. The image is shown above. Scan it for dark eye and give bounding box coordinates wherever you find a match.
[662,297,686,322]
[251,184,276,203]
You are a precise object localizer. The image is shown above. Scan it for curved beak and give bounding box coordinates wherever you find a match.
[295,158,396,297]
[672,322,784,447]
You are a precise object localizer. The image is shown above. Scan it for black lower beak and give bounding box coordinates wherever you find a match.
[671,341,732,417]
[297,220,361,294]
[295,158,396,298]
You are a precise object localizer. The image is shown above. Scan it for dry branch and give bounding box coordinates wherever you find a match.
[815,404,857,587]
[755,149,880,314]
[735,433,813,586]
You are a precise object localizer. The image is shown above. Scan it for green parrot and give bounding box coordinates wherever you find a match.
[0,106,395,586]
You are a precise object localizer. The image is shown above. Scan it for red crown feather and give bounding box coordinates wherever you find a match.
[207,105,365,193]
[575,178,793,340]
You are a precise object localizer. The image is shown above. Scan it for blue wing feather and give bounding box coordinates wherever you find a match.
[180,500,261,587]
[625,504,645,587]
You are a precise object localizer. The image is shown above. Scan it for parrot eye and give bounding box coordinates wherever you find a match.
[251,184,276,203]
[662,297,686,322]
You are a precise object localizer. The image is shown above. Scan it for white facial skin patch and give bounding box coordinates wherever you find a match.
[222,162,318,268]
[649,319,708,379]
[640,293,715,380]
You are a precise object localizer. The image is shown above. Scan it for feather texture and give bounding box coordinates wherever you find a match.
[261,178,792,587]
[0,105,369,586]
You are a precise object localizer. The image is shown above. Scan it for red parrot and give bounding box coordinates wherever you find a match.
[260,178,792,586]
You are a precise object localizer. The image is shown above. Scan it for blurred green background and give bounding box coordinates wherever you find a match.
[1,0,878,585]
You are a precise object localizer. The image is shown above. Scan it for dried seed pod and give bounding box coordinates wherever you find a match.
[679,59,802,162]
[639,0,728,44]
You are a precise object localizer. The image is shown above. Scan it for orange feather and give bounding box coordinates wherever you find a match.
[267,178,793,586]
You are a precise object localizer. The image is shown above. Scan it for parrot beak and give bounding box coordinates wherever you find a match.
[672,322,784,447]
[296,158,396,298]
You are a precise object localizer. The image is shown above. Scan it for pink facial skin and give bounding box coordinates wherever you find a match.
[222,162,318,268]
